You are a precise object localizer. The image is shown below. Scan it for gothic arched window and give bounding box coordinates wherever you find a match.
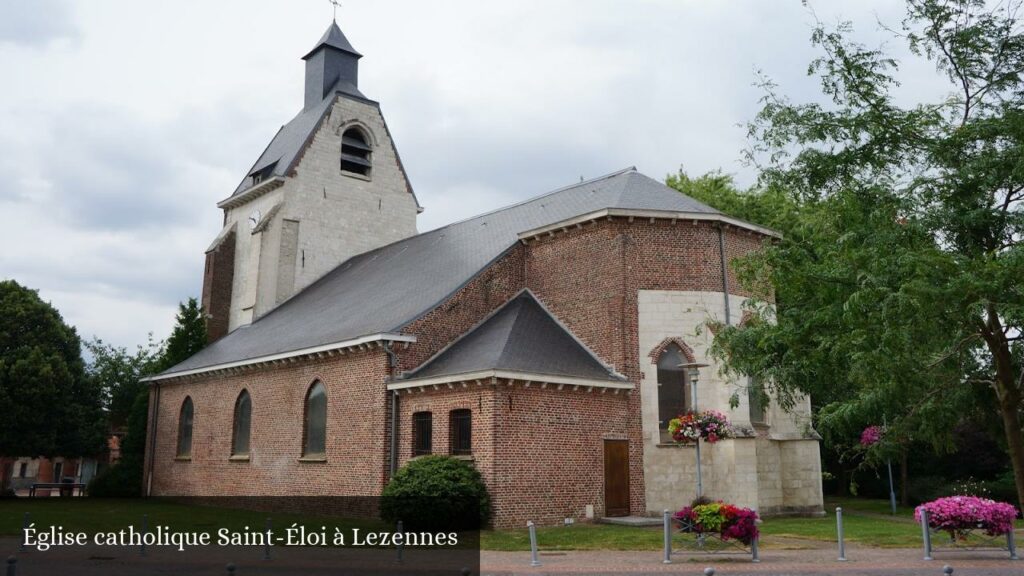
[341,127,372,178]
[177,397,194,458]
[303,381,327,457]
[657,344,691,442]
[232,390,252,457]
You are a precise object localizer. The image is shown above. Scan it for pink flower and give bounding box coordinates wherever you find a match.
[860,426,883,446]
[915,496,1018,538]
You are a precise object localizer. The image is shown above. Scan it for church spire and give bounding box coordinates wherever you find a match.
[303,21,363,109]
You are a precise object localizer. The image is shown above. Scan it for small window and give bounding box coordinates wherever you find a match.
[303,381,327,457]
[657,344,691,442]
[232,390,252,456]
[748,377,766,425]
[341,128,372,177]
[177,397,194,458]
[449,409,472,456]
[413,412,432,456]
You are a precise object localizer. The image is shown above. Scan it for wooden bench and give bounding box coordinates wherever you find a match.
[28,483,87,497]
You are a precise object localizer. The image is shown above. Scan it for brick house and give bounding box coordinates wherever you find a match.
[143,21,824,528]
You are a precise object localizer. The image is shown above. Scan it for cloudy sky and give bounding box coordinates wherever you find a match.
[0,0,951,351]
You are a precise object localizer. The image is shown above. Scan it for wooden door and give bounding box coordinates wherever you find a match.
[604,440,630,517]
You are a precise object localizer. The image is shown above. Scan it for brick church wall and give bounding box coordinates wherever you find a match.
[149,348,391,497]
[396,246,526,373]
[201,228,236,343]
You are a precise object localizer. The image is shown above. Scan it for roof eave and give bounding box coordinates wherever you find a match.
[516,208,782,241]
[386,370,634,392]
[217,177,287,210]
[143,332,416,383]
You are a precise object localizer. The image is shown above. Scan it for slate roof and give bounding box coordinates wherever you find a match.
[230,88,363,196]
[400,291,624,383]
[303,21,362,59]
[160,167,723,377]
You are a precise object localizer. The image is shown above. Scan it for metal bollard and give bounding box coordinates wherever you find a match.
[662,510,672,564]
[942,565,952,575]
[226,562,237,575]
[527,521,541,567]
[19,513,28,553]
[396,520,404,564]
[140,514,148,556]
[751,535,760,563]
[704,568,715,576]
[1008,527,1019,560]
[6,556,16,576]
[836,507,846,561]
[921,509,933,561]
[263,518,272,561]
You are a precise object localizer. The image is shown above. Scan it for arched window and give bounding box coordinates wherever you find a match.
[303,381,327,457]
[340,127,372,177]
[232,390,252,457]
[657,344,691,442]
[177,397,194,458]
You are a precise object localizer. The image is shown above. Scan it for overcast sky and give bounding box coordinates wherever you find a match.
[0,0,952,351]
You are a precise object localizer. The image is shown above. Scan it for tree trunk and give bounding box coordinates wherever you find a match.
[996,390,1024,515]
[982,309,1024,515]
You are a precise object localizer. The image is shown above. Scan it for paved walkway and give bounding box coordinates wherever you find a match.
[481,544,1021,575]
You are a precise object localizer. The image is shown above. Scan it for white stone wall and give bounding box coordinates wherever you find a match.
[223,95,420,331]
[637,290,823,516]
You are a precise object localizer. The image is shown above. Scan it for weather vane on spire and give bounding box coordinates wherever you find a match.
[329,0,342,21]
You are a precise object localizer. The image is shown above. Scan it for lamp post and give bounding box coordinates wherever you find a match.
[680,362,709,499]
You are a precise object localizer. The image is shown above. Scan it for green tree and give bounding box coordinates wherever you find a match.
[158,297,207,372]
[88,297,206,496]
[85,336,164,430]
[710,0,1024,510]
[0,280,105,458]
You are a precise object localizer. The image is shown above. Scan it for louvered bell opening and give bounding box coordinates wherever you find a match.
[340,129,371,177]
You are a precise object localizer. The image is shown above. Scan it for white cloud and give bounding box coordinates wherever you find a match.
[0,0,958,349]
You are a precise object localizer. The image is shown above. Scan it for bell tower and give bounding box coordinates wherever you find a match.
[201,20,422,342]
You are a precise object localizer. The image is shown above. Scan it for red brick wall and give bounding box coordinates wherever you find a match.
[149,348,390,496]
[396,246,525,372]
[394,380,631,529]
[201,228,236,343]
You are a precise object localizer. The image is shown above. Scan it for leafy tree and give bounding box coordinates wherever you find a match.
[85,336,164,430]
[157,297,207,372]
[0,280,105,458]
[709,0,1024,511]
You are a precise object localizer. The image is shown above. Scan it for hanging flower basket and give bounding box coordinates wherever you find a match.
[915,496,1018,540]
[668,410,733,444]
[860,425,883,447]
[673,501,760,545]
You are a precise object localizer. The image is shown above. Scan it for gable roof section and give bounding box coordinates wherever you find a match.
[398,290,625,384]
[156,168,750,379]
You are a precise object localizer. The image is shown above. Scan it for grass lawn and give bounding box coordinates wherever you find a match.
[480,497,1024,551]
[2,497,1020,552]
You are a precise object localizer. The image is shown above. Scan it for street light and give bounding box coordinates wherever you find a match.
[680,362,709,499]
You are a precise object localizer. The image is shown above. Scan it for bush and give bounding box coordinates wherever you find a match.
[87,461,142,497]
[381,456,491,531]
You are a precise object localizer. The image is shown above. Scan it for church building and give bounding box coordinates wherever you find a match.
[143,20,824,528]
